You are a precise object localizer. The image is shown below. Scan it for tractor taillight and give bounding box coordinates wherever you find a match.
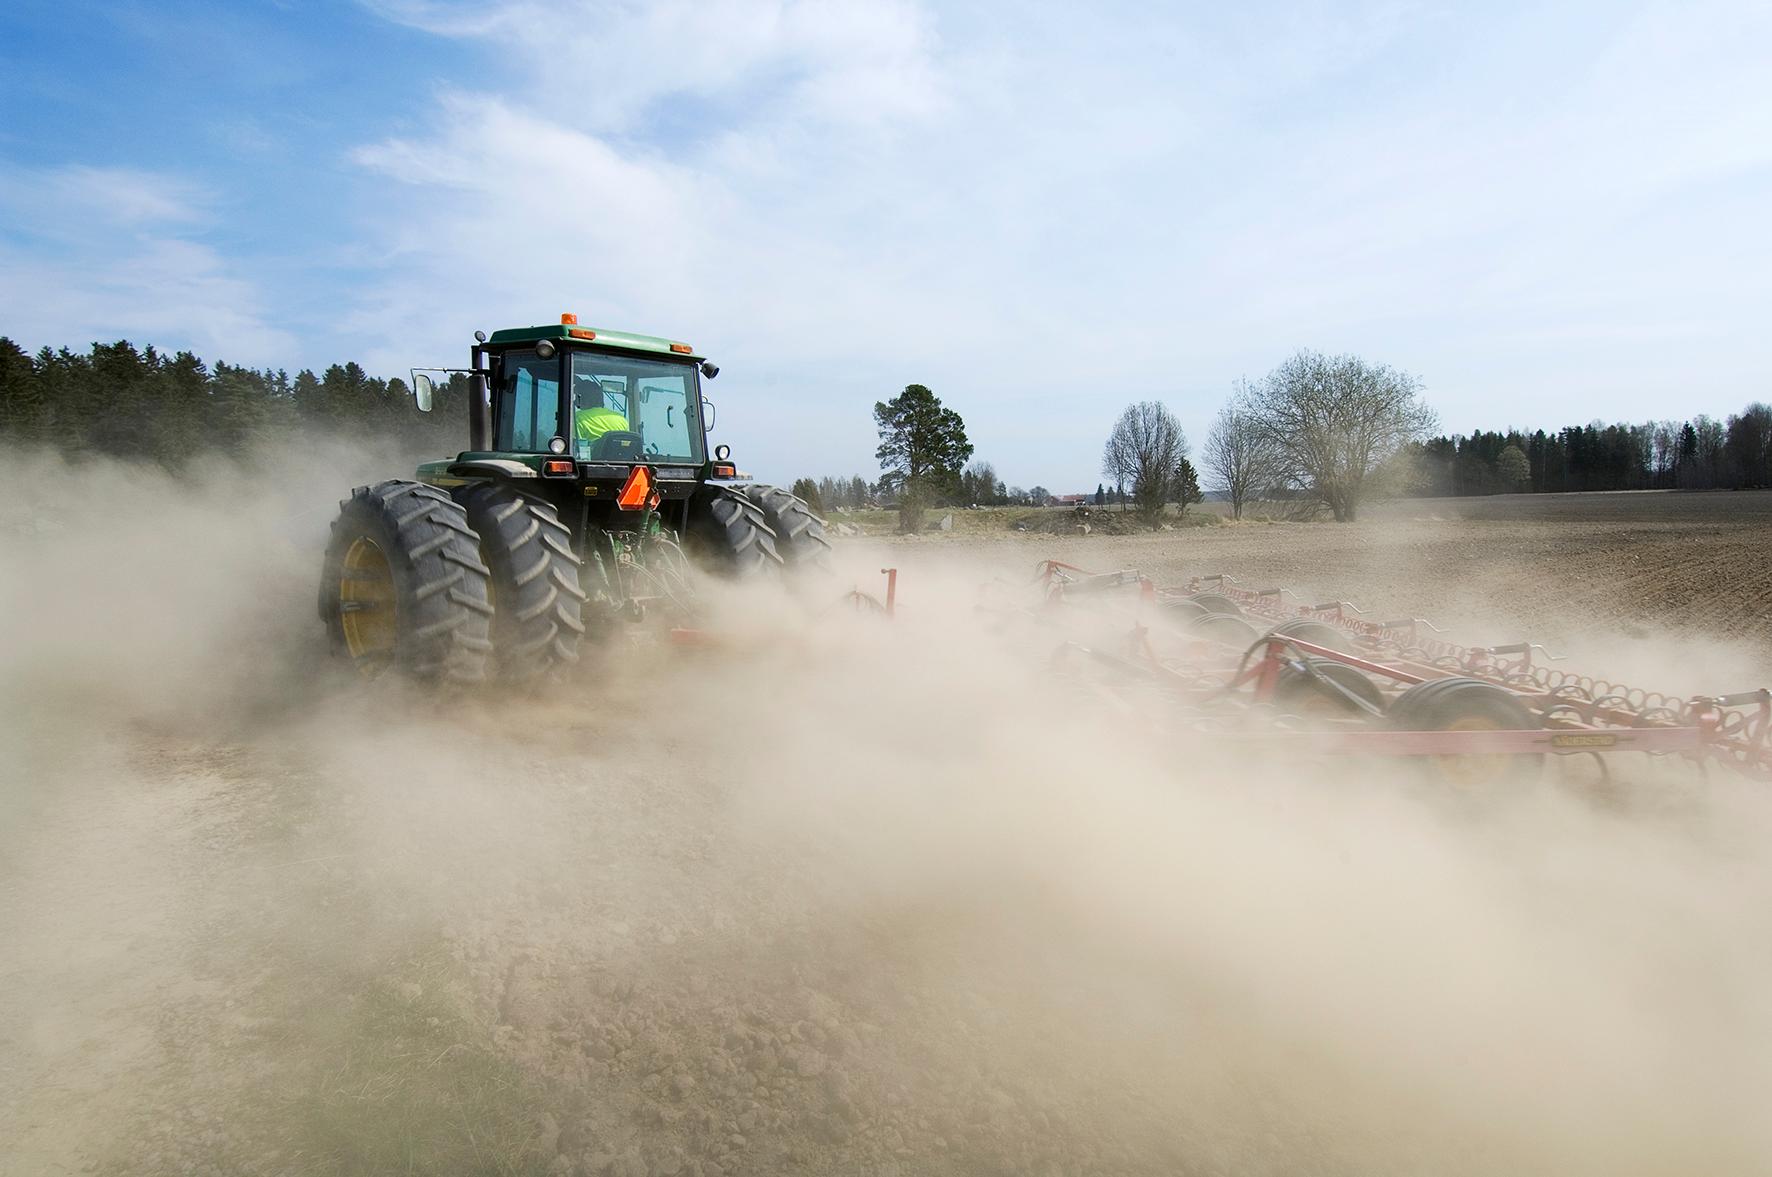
[542,458,575,476]
[616,465,653,510]
[669,342,692,354]
[711,463,737,478]
[561,312,578,325]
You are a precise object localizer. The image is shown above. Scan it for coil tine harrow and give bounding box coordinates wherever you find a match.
[935,559,1772,784]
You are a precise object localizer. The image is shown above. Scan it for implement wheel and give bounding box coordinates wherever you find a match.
[1189,612,1260,647]
[1161,597,1209,620]
[1388,677,1543,787]
[319,480,493,682]
[1158,597,1210,633]
[739,485,833,575]
[1187,593,1243,616]
[456,483,587,679]
[1275,658,1383,719]
[686,484,785,578]
[1264,617,1354,655]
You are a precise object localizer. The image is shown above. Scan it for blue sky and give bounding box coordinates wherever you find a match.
[3,0,1769,491]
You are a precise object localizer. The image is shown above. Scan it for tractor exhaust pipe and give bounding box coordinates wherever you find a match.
[469,373,491,450]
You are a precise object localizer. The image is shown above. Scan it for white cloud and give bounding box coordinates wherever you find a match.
[0,165,295,365]
[0,165,207,234]
[340,0,1772,487]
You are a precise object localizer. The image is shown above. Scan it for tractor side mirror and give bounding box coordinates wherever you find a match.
[702,399,716,431]
[413,373,435,413]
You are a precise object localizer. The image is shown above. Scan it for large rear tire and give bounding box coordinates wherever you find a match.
[455,483,587,679]
[686,485,784,578]
[319,480,493,683]
[739,485,833,575]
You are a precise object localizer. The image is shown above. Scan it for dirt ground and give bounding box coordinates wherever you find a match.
[4,455,1771,1177]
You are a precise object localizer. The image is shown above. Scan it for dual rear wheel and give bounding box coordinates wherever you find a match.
[455,483,587,681]
[318,482,494,683]
[322,479,828,684]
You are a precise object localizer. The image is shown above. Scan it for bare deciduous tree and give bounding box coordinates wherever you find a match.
[959,460,1000,505]
[1202,383,1280,520]
[1246,350,1436,522]
[1102,401,1188,527]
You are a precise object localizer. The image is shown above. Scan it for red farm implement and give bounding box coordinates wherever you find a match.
[952,559,1772,785]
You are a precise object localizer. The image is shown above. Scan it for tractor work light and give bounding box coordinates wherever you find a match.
[669,342,692,354]
[616,465,653,510]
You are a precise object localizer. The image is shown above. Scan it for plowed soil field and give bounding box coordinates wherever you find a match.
[5,456,1771,1177]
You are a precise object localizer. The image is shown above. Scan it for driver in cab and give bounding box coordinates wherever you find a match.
[573,375,629,446]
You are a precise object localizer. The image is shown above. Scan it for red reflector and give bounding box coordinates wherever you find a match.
[669,342,692,354]
[542,458,575,475]
[711,463,737,478]
[616,465,653,510]
[568,327,596,339]
[561,312,578,325]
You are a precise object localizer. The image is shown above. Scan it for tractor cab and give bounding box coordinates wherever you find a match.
[476,315,714,466]
[409,314,741,536]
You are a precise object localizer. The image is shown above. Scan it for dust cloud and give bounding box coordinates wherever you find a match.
[2,442,1770,1176]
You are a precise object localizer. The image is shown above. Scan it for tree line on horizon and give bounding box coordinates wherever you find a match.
[6,336,1768,517]
[0,337,457,463]
[1405,408,1772,497]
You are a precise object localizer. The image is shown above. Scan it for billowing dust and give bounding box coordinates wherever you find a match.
[2,444,1770,1177]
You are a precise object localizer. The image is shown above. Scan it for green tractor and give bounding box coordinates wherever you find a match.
[318,314,831,683]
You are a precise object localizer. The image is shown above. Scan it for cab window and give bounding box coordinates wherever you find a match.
[495,351,561,452]
[569,352,702,462]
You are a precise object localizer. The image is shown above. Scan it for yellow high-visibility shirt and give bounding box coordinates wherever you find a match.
[574,406,629,442]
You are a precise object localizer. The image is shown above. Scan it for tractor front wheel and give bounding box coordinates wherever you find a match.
[456,483,587,680]
[319,480,493,682]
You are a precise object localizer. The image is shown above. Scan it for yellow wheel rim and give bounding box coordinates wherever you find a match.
[339,536,396,672]
[1293,683,1355,719]
[1436,716,1507,786]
